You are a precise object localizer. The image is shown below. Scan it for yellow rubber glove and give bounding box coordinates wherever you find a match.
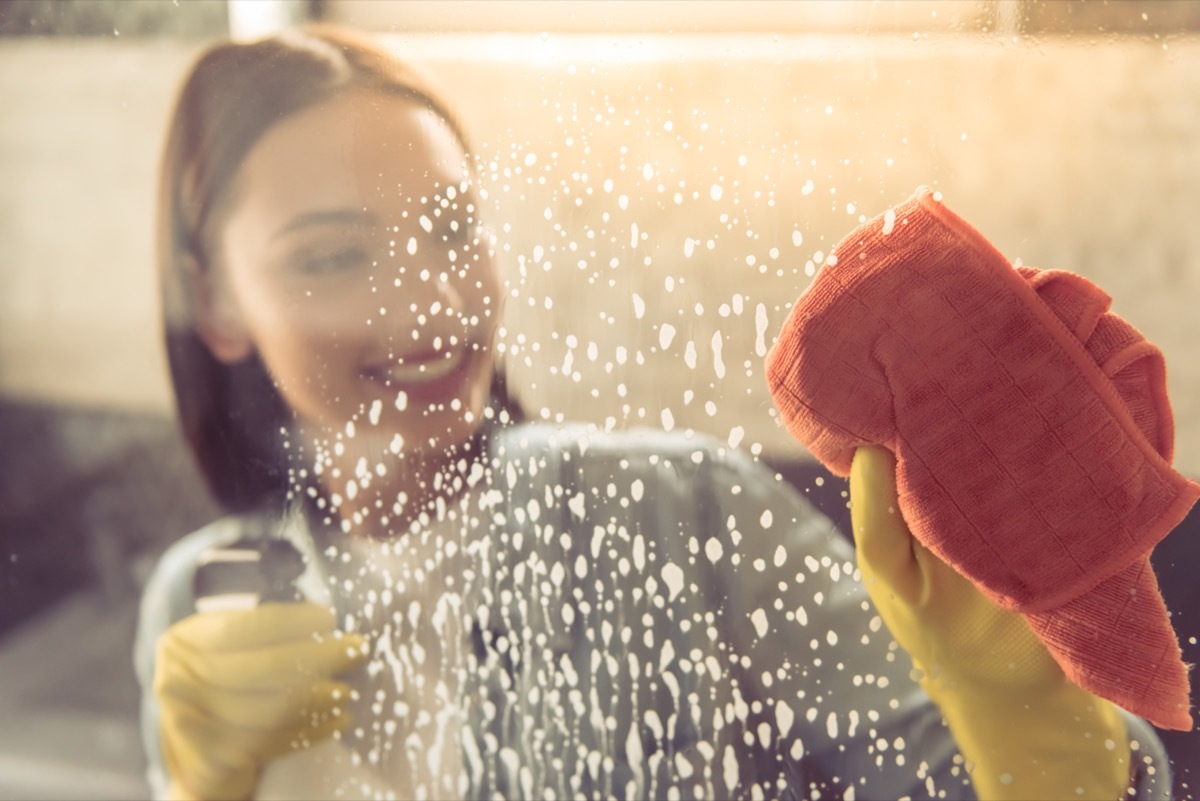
[153,602,368,801]
[850,445,1132,801]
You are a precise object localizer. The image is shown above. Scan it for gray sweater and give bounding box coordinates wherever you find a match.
[135,423,1170,800]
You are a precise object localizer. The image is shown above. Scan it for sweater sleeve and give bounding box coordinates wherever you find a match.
[703,444,976,799]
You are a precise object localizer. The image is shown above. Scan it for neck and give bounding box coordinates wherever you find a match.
[294,422,482,540]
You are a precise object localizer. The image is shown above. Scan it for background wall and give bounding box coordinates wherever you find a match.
[1,32,1197,471]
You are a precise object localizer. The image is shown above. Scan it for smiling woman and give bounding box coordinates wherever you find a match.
[158,27,516,518]
[201,89,500,519]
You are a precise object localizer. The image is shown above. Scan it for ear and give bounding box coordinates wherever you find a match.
[184,254,254,365]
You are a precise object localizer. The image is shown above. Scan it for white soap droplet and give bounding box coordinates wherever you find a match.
[661,562,685,601]
[710,183,723,201]
[754,303,769,357]
[882,209,896,235]
[723,744,739,795]
[728,426,744,448]
[751,608,769,638]
[775,700,795,738]
[711,332,725,378]
[368,399,382,426]
[659,323,676,349]
[632,293,646,319]
[705,538,724,563]
[568,492,586,519]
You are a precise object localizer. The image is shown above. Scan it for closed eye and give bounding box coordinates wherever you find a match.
[294,247,371,275]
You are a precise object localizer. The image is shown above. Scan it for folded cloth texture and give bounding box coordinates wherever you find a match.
[765,187,1200,731]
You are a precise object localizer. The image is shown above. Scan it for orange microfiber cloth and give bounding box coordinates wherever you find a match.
[766,187,1200,731]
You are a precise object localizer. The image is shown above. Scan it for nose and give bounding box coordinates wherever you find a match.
[377,262,470,354]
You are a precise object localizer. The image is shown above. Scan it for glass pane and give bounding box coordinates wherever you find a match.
[0,2,1196,799]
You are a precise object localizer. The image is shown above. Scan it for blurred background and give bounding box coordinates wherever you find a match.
[0,0,1197,798]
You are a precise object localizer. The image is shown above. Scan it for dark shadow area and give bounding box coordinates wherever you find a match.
[0,399,220,634]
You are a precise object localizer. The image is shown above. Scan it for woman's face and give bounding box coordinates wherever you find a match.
[204,88,501,456]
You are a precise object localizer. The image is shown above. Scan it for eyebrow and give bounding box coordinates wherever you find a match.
[272,209,376,240]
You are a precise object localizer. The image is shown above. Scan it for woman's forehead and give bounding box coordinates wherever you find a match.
[236,89,471,219]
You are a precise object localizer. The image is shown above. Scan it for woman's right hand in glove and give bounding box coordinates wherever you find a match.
[153,602,368,801]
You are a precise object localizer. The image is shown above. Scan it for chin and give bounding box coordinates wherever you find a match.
[390,403,488,457]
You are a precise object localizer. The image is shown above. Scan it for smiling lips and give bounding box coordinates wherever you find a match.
[364,347,475,403]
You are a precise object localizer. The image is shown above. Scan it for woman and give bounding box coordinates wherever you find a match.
[135,25,1167,801]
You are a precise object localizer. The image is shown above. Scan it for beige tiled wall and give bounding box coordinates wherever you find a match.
[1,34,1197,472]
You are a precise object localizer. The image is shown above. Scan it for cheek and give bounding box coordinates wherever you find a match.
[251,281,376,341]
[463,255,504,330]
[244,296,372,384]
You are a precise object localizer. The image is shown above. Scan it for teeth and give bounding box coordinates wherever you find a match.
[378,350,465,384]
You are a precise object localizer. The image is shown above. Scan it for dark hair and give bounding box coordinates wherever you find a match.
[159,25,520,514]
